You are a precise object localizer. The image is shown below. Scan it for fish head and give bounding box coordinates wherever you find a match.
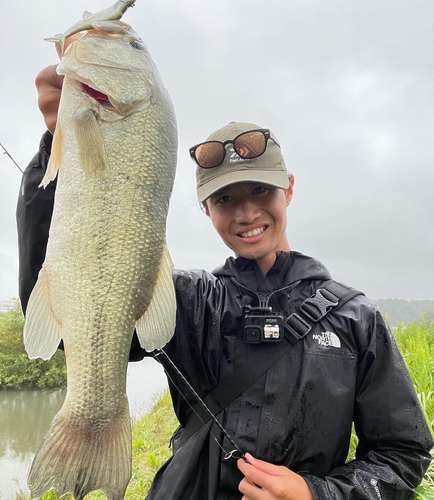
[58,21,157,116]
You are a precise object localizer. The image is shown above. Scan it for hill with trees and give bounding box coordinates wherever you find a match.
[375,299,434,326]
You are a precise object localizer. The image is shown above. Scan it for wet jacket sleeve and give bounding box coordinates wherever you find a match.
[17,131,56,314]
[16,132,150,362]
[300,305,433,500]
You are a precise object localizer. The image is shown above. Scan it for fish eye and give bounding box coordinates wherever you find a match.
[130,39,146,51]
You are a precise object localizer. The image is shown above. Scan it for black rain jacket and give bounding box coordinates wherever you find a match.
[17,132,433,500]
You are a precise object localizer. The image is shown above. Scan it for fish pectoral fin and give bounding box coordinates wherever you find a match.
[39,124,62,188]
[74,108,108,178]
[83,10,93,18]
[136,241,176,352]
[23,268,62,360]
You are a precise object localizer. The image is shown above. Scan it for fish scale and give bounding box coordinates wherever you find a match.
[23,17,177,499]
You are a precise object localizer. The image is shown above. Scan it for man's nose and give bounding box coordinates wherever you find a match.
[234,201,261,224]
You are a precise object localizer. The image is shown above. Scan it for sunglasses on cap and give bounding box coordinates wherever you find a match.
[189,129,280,169]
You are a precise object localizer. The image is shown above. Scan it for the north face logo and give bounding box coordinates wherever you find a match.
[312,331,341,348]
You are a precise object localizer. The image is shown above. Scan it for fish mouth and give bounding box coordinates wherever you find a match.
[81,83,113,108]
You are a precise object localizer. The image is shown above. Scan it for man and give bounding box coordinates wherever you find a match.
[17,65,433,500]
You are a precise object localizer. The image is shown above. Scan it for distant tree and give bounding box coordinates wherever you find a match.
[421,310,434,326]
[0,303,25,356]
[375,299,434,327]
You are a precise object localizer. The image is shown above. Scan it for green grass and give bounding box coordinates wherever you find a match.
[396,319,434,499]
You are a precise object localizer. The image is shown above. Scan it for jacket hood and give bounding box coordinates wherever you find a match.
[212,251,331,292]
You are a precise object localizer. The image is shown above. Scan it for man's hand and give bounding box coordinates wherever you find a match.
[237,453,314,500]
[35,64,64,134]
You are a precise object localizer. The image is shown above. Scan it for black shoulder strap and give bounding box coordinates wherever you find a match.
[178,280,364,445]
[285,280,364,340]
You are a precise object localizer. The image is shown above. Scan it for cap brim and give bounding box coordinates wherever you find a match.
[197,169,290,202]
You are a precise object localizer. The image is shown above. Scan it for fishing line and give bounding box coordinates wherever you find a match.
[155,349,247,462]
[158,359,243,461]
[0,142,23,173]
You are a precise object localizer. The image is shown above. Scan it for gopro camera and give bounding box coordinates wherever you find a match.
[243,305,284,343]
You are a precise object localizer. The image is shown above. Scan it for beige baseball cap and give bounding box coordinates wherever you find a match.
[195,122,289,202]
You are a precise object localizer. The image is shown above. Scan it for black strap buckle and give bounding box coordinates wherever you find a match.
[285,313,312,340]
[300,289,339,322]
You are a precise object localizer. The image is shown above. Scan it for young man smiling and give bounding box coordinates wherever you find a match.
[197,123,293,276]
[203,180,293,275]
[17,64,433,500]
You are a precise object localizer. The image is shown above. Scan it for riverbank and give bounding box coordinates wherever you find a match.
[10,390,178,500]
[0,360,168,499]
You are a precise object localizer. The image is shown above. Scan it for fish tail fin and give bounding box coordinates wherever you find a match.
[28,397,132,500]
[44,35,65,54]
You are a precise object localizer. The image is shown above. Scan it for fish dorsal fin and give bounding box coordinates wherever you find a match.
[73,108,107,178]
[91,20,131,35]
[83,10,93,18]
[136,241,176,351]
[23,268,62,360]
[39,125,62,188]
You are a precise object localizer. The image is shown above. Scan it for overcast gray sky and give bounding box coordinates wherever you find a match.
[1,0,433,301]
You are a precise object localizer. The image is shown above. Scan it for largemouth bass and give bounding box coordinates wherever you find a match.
[45,0,136,54]
[23,19,177,500]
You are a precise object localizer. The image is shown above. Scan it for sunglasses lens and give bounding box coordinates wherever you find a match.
[195,142,225,168]
[234,131,266,159]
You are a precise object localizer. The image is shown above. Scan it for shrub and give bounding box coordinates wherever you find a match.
[0,304,67,389]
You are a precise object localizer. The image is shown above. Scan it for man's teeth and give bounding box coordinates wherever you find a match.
[240,226,266,238]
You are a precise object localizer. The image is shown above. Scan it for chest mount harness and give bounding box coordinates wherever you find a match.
[156,279,364,462]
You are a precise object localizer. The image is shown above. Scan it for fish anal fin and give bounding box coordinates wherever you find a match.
[23,268,62,360]
[73,108,107,178]
[28,398,132,499]
[39,125,62,188]
[136,241,176,351]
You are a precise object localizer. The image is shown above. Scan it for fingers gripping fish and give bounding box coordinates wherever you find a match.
[45,0,136,54]
[23,16,177,500]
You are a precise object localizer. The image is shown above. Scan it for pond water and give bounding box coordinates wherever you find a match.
[0,358,168,498]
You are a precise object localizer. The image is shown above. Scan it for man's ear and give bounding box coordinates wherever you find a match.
[202,201,210,216]
[285,174,294,206]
